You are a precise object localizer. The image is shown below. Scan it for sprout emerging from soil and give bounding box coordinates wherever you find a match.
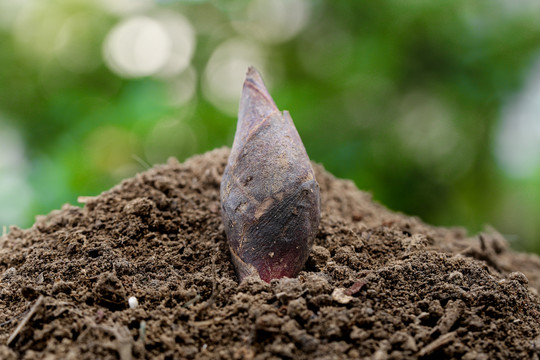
[220,67,321,283]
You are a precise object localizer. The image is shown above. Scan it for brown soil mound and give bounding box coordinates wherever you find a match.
[1,148,540,359]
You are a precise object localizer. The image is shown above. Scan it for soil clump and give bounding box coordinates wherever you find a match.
[1,148,540,359]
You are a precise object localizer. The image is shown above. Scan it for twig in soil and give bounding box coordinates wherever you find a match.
[7,295,45,346]
[364,231,372,242]
[139,321,147,343]
[418,331,456,357]
[479,234,487,252]
[183,294,201,308]
[477,234,507,273]
[0,311,26,328]
[458,234,509,274]
[138,321,147,359]
[430,300,464,337]
[201,249,219,311]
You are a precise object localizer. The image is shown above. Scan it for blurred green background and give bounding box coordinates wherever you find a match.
[1,0,540,253]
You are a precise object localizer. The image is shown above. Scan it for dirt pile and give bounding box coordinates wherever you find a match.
[1,147,540,359]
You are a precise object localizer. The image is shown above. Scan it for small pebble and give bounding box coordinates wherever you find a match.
[1,267,17,281]
[508,271,529,286]
[365,307,374,316]
[128,296,139,309]
[332,288,353,304]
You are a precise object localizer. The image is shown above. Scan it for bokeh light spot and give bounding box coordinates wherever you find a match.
[0,122,32,226]
[166,66,197,107]
[233,0,311,44]
[392,92,472,182]
[103,16,172,78]
[203,38,267,116]
[98,0,154,16]
[0,0,30,30]
[153,11,196,78]
[14,1,66,58]
[496,56,540,178]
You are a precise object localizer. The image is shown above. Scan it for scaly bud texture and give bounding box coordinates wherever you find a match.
[220,67,321,283]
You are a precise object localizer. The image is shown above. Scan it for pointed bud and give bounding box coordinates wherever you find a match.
[221,67,320,283]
